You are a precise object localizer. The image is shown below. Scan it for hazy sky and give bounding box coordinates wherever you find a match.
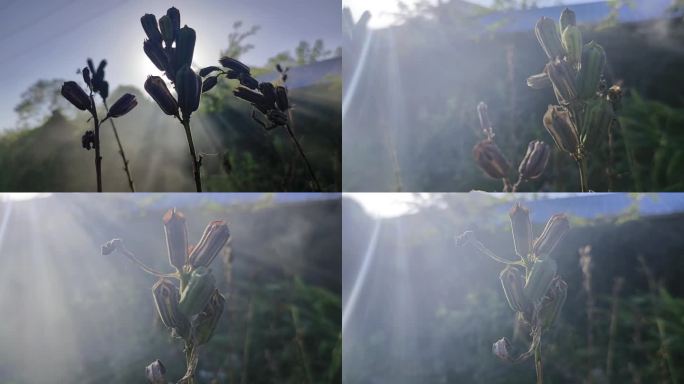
[0,0,341,129]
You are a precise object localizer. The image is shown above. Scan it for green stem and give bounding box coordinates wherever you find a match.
[284,122,321,191]
[577,157,589,192]
[181,117,203,192]
[103,100,135,192]
[535,342,543,384]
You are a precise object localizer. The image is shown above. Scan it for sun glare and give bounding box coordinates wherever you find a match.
[349,193,423,218]
[1,193,51,201]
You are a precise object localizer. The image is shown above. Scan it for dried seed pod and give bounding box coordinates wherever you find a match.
[145,360,167,384]
[141,14,163,44]
[560,8,576,32]
[219,56,250,75]
[179,266,217,317]
[532,213,570,258]
[166,7,181,40]
[535,17,565,60]
[492,337,513,362]
[163,208,188,270]
[509,203,532,258]
[543,105,579,155]
[143,39,169,72]
[561,25,582,67]
[499,266,529,312]
[259,82,276,107]
[580,98,613,151]
[526,72,551,90]
[82,67,92,89]
[87,58,96,77]
[152,278,190,338]
[188,220,230,268]
[192,289,225,345]
[275,86,290,111]
[145,76,179,117]
[176,65,202,117]
[523,259,557,304]
[577,41,606,99]
[202,76,218,93]
[99,81,109,101]
[539,278,567,329]
[518,140,550,180]
[175,26,196,68]
[267,110,289,127]
[105,93,137,119]
[545,59,577,103]
[61,81,92,111]
[234,86,266,106]
[199,66,221,77]
[472,140,510,180]
[238,73,259,90]
[158,15,174,46]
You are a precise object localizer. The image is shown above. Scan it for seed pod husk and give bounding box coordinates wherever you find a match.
[166,7,181,40]
[152,278,190,338]
[543,105,579,154]
[545,59,577,103]
[527,72,551,89]
[159,15,174,46]
[577,41,606,99]
[275,86,290,112]
[472,140,510,180]
[518,140,550,180]
[238,73,258,90]
[559,8,576,32]
[188,220,230,268]
[192,289,225,345]
[524,259,557,304]
[259,82,276,107]
[535,17,565,60]
[234,86,266,106]
[499,266,529,312]
[561,25,582,67]
[163,208,188,271]
[143,39,168,72]
[87,59,96,77]
[145,360,167,384]
[141,14,163,44]
[509,203,532,258]
[202,76,218,93]
[539,278,567,329]
[199,66,221,77]
[532,213,570,258]
[219,56,250,75]
[179,267,216,317]
[82,67,92,89]
[99,81,109,101]
[145,76,179,117]
[492,338,513,362]
[61,81,92,111]
[175,26,196,69]
[581,98,613,151]
[106,93,137,119]
[176,65,202,117]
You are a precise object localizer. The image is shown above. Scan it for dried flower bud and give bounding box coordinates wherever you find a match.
[275,86,290,111]
[144,39,169,72]
[532,213,570,258]
[492,338,513,362]
[175,26,196,68]
[539,278,567,329]
[105,93,137,119]
[238,73,259,90]
[518,140,550,180]
[163,208,188,270]
[219,56,250,75]
[560,8,576,30]
[561,25,582,67]
[145,76,179,117]
[607,85,622,111]
[145,360,166,384]
[578,41,606,99]
[499,266,529,313]
[202,76,218,93]
[545,59,577,103]
[188,220,230,268]
[526,72,551,89]
[535,17,565,60]
[82,130,95,150]
[166,7,181,39]
[234,86,266,106]
[82,67,92,89]
[159,15,174,46]
[141,14,163,44]
[61,81,92,111]
[472,140,510,180]
[523,259,557,304]
[179,266,216,317]
[199,66,221,77]
[176,65,202,117]
[192,289,225,345]
[509,203,532,258]
[153,278,190,338]
[580,98,613,151]
[543,105,579,155]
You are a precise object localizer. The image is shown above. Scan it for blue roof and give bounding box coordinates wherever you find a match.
[256,57,341,89]
[479,0,680,33]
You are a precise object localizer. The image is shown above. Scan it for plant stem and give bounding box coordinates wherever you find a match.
[103,100,135,192]
[577,157,589,192]
[89,93,102,192]
[534,341,543,384]
[181,117,203,192]
[284,122,321,191]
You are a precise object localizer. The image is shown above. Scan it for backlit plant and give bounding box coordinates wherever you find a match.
[61,68,137,192]
[473,102,551,192]
[527,8,622,192]
[102,209,231,384]
[456,203,570,384]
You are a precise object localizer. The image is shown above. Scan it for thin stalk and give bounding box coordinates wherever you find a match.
[577,157,588,192]
[534,342,543,384]
[114,245,176,278]
[180,117,203,192]
[469,237,524,266]
[284,122,321,191]
[240,298,254,384]
[103,99,135,192]
[88,93,102,192]
[290,306,314,384]
[606,277,624,382]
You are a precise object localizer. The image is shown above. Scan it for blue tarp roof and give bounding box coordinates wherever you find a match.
[256,57,341,89]
[479,0,680,33]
